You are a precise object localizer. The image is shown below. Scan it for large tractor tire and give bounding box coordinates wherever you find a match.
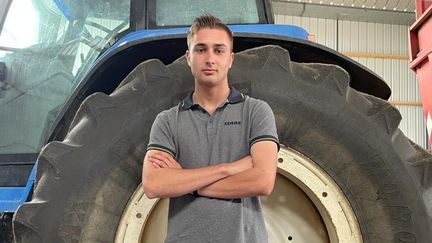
[13,45,432,242]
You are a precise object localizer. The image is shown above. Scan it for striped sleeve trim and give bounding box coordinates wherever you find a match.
[250,135,280,151]
[146,144,176,158]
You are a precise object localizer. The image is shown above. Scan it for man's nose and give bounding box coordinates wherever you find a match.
[205,51,215,65]
[205,59,215,65]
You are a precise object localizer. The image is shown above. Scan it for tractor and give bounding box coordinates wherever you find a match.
[0,0,431,242]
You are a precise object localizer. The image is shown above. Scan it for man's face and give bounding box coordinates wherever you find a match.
[186,28,234,87]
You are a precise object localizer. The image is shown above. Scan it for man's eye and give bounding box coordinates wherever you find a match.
[196,48,205,53]
[215,49,224,54]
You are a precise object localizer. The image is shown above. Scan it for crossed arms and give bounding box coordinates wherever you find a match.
[142,140,278,199]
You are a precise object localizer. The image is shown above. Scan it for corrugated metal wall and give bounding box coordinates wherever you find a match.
[275,14,428,148]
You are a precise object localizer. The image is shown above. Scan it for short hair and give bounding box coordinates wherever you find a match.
[187,14,234,50]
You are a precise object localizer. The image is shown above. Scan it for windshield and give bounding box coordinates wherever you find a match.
[0,0,130,154]
[155,0,260,27]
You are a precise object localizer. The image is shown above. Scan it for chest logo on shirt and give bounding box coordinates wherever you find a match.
[224,121,242,126]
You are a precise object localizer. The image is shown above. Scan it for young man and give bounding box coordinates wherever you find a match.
[142,15,279,243]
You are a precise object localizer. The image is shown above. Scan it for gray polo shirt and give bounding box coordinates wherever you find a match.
[147,88,279,243]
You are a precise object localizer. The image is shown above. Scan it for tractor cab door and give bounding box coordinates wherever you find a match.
[0,0,130,213]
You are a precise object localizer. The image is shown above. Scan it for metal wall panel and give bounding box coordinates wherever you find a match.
[274,14,337,49]
[275,14,428,148]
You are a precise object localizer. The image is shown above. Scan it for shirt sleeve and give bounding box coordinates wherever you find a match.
[249,100,280,151]
[147,110,176,158]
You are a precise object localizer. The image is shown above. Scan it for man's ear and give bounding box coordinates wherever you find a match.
[229,52,234,68]
[186,50,191,66]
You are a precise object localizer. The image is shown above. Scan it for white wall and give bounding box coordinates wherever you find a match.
[275,14,428,149]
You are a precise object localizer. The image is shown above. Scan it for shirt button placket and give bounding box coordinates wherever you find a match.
[208,117,214,133]
[207,114,216,149]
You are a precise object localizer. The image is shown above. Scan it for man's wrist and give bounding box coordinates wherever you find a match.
[216,163,230,177]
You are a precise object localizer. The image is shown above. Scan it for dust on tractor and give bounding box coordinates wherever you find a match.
[0,0,431,242]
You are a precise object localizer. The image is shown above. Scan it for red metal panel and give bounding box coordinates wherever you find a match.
[416,0,432,18]
[416,54,432,138]
[410,1,432,146]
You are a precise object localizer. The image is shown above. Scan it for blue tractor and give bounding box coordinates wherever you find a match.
[1,0,431,242]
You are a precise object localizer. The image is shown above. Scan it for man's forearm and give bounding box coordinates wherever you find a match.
[143,163,228,199]
[197,167,276,199]
[143,152,253,199]
[198,141,279,199]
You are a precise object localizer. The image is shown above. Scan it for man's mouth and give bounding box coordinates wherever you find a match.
[202,69,216,75]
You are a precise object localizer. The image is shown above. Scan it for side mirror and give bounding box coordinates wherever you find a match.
[0,62,6,82]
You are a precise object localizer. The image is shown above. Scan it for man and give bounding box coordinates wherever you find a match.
[142,14,279,243]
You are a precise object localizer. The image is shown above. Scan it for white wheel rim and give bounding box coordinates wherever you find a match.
[115,146,362,243]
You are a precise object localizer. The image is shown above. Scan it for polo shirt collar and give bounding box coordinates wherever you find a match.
[181,87,245,110]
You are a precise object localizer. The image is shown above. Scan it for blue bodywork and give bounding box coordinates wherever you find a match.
[0,24,308,214]
[0,162,37,212]
[102,24,308,60]
[53,0,73,21]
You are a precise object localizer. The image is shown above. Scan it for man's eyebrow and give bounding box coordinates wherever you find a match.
[214,44,227,48]
[193,43,207,48]
[193,43,228,49]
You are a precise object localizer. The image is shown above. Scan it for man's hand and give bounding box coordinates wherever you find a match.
[148,151,182,169]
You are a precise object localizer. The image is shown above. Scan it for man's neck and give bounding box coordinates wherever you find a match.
[193,82,230,114]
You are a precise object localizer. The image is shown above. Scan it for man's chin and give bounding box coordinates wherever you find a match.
[196,78,220,87]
